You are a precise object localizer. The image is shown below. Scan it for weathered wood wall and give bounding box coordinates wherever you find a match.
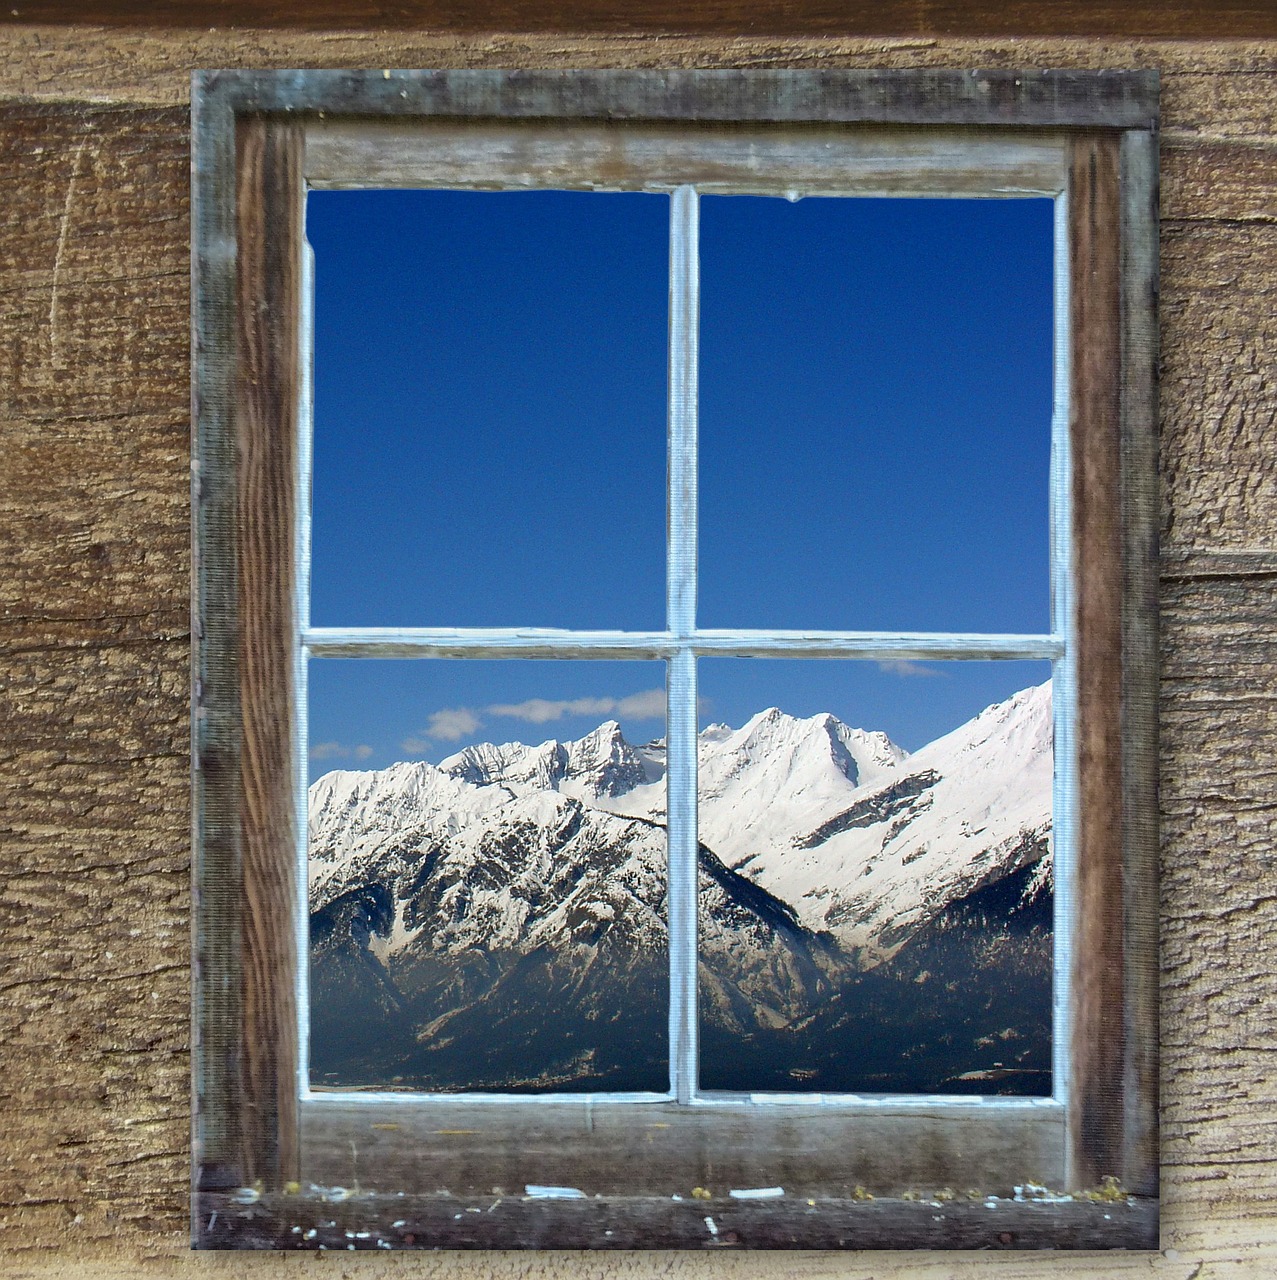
[1,23,1275,1279]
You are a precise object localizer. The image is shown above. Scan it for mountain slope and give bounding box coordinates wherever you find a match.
[307,682,1054,1093]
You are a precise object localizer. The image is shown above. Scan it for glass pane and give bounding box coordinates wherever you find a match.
[307,659,668,1092]
[696,658,1053,1095]
[307,190,667,630]
[699,195,1054,633]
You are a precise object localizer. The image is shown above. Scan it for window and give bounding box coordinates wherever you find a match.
[191,68,1159,1250]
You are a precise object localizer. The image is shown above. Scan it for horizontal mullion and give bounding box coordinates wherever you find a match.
[692,631,1064,660]
[303,627,1063,661]
[302,627,672,659]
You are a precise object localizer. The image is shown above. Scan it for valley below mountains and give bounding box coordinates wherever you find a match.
[308,682,1054,1095]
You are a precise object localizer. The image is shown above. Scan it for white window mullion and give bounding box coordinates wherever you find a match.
[295,234,316,1101]
[667,184,700,1105]
[1049,189,1076,1113]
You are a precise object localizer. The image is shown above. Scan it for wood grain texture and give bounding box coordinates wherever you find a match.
[1067,132,1127,1192]
[4,0,1277,38]
[1,22,1276,1278]
[301,1099,1066,1199]
[197,67,1156,129]
[1160,221,1277,549]
[303,118,1069,195]
[1118,126,1160,1201]
[230,115,304,1190]
[0,103,192,1253]
[193,1188,1158,1251]
[0,28,1273,115]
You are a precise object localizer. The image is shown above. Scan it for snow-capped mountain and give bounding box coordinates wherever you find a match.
[308,682,1053,1094]
[712,682,1054,962]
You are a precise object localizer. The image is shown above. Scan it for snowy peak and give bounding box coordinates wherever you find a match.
[769,680,1054,960]
[440,737,568,792]
[692,708,906,873]
[711,707,905,792]
[911,680,1051,777]
[308,759,506,854]
[438,720,648,801]
[309,683,1050,962]
[564,720,650,797]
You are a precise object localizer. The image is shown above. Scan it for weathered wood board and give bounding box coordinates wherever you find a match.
[2,23,1277,1279]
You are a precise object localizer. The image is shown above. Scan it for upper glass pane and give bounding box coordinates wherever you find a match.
[307,189,667,630]
[698,195,1054,634]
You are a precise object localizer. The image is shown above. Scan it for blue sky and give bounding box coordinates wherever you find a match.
[305,189,1053,780]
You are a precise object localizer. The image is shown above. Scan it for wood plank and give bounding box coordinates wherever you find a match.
[232,114,305,1191]
[1160,220,1277,552]
[301,1098,1066,1198]
[196,1188,1158,1251]
[305,119,1067,195]
[0,32,1273,128]
[1118,126,1160,1201]
[202,68,1158,131]
[1162,140,1277,224]
[1067,132,1126,1192]
[7,0,1276,39]
[190,79,243,1201]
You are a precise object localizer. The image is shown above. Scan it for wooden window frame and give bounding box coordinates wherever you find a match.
[191,68,1160,1251]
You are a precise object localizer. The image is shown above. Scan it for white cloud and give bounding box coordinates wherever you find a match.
[309,740,375,762]
[401,688,669,750]
[615,688,667,719]
[488,689,666,725]
[487,696,612,724]
[875,659,942,679]
[404,707,483,746]
[402,688,668,752]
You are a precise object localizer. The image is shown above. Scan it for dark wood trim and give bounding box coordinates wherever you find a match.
[195,1189,1159,1251]
[1065,124,1160,1201]
[1118,125,1160,1201]
[1067,131,1127,1192]
[232,114,305,1191]
[9,0,1276,39]
[197,68,1158,131]
[190,73,243,1204]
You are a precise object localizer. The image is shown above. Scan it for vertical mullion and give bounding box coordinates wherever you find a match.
[1050,189,1076,1113]
[294,233,315,1102]
[667,185,699,1104]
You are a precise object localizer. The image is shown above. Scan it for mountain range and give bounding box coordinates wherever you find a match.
[308,680,1054,1094]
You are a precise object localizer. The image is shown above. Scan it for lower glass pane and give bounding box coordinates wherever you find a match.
[306,658,668,1093]
[696,659,1054,1095]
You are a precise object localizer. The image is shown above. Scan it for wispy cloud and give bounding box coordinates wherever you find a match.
[309,740,374,762]
[402,687,667,748]
[488,696,616,724]
[401,707,482,751]
[875,659,942,679]
[488,688,666,725]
